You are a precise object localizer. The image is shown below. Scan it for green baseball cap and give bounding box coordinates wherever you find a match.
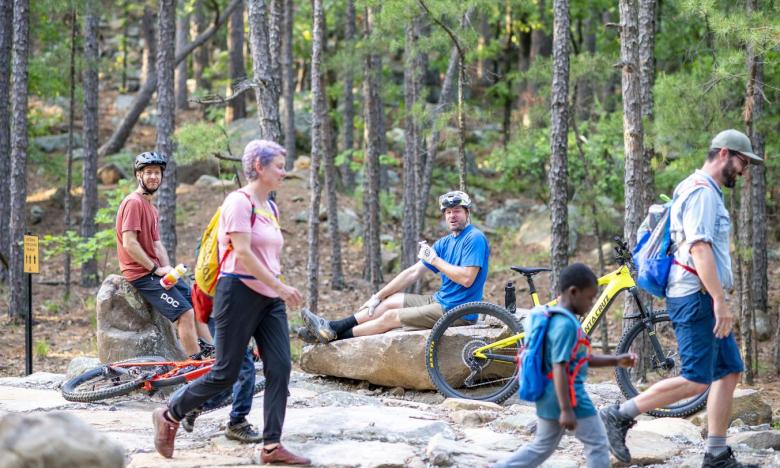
[710,129,763,165]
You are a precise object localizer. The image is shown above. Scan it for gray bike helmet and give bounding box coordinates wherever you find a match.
[134,151,167,172]
[438,190,473,211]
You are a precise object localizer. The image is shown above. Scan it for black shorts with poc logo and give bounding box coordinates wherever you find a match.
[130,273,194,322]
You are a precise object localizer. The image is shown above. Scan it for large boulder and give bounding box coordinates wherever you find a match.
[96,274,185,363]
[0,412,125,468]
[300,323,517,390]
[728,430,780,450]
[515,205,578,254]
[689,388,773,428]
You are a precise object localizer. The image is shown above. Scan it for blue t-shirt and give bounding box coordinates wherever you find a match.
[534,309,595,420]
[423,224,489,320]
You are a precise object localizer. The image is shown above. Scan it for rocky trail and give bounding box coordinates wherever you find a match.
[1,369,779,467]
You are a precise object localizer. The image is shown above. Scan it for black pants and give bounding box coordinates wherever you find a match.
[168,277,291,443]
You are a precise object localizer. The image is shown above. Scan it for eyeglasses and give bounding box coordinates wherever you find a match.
[730,152,749,167]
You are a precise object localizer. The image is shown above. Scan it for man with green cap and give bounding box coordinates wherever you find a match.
[600,129,762,468]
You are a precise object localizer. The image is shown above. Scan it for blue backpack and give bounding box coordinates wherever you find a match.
[518,306,591,406]
[632,181,711,297]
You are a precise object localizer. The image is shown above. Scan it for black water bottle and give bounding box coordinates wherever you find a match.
[504,281,516,313]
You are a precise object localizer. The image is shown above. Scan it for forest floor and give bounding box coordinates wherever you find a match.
[1,100,779,417]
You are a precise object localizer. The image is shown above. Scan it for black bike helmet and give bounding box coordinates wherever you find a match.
[134,151,167,172]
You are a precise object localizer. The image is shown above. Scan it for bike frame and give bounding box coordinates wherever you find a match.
[107,358,214,391]
[473,264,661,364]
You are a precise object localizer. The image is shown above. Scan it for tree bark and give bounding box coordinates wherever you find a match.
[743,0,762,382]
[268,0,283,99]
[64,9,78,301]
[362,6,383,287]
[248,0,283,142]
[339,0,356,187]
[225,0,246,122]
[81,2,100,287]
[8,0,29,318]
[175,0,190,111]
[402,17,424,271]
[549,0,570,294]
[281,0,295,169]
[0,0,13,281]
[156,0,178,262]
[192,0,211,90]
[305,0,324,311]
[575,0,596,121]
[98,0,241,157]
[638,0,656,209]
[141,6,156,85]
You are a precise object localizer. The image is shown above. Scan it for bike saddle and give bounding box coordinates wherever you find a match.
[510,266,552,277]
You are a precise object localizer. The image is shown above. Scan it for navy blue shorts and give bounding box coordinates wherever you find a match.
[130,274,193,322]
[666,291,744,384]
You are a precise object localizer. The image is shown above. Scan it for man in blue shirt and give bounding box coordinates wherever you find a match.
[600,129,763,468]
[301,190,490,342]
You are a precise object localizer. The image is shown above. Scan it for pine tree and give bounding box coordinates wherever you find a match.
[248,0,283,142]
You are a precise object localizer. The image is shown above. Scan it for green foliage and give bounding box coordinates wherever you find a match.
[174,122,231,165]
[34,339,50,359]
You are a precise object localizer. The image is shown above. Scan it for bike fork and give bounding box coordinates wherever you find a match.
[630,288,671,369]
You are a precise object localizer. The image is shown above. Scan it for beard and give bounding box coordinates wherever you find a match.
[722,159,740,188]
[448,218,468,233]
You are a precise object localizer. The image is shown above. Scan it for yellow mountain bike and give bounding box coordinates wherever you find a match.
[425,238,709,417]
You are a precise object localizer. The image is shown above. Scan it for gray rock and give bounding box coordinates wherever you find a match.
[515,205,578,254]
[226,117,261,156]
[113,94,137,114]
[485,207,523,230]
[194,174,221,187]
[30,205,44,225]
[624,430,682,465]
[493,411,537,435]
[97,163,128,185]
[33,134,83,153]
[301,323,516,390]
[0,372,64,390]
[309,390,381,407]
[754,309,773,341]
[689,388,773,427]
[0,412,125,468]
[450,410,498,427]
[95,274,186,363]
[426,433,509,467]
[442,398,502,412]
[65,357,101,380]
[634,417,703,444]
[584,382,623,407]
[290,440,417,468]
[294,210,308,223]
[728,430,780,450]
[382,250,400,274]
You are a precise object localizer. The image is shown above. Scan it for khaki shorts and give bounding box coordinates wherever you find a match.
[398,294,471,330]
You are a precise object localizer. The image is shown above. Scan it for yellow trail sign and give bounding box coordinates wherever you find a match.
[23,235,39,274]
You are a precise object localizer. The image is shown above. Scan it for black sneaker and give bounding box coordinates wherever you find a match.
[300,308,336,343]
[702,447,758,468]
[225,419,262,443]
[181,409,200,433]
[198,338,216,358]
[599,404,636,463]
[296,326,319,344]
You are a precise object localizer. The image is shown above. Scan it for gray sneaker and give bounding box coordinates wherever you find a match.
[181,409,200,433]
[296,326,319,344]
[225,419,262,443]
[300,308,336,343]
[702,447,758,468]
[599,404,636,463]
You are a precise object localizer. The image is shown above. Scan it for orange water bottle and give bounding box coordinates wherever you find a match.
[160,264,187,289]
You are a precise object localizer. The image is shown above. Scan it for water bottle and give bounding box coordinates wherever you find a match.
[160,264,188,289]
[504,281,516,313]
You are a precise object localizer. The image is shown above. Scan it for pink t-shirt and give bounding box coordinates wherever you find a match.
[217,190,283,298]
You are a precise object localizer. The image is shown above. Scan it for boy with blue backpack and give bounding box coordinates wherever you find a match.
[494,263,636,468]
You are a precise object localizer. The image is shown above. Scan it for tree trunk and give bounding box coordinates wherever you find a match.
[175,0,190,111]
[192,0,210,90]
[362,6,383,287]
[248,0,283,142]
[64,9,78,301]
[98,0,241,157]
[141,6,156,85]
[121,0,129,91]
[417,8,473,235]
[306,0,324,311]
[8,0,29,318]
[225,0,246,123]
[743,0,762,382]
[500,4,515,149]
[339,0,356,187]
[402,18,424,271]
[638,0,656,209]
[575,0,596,121]
[156,0,178,262]
[549,0,570,294]
[81,2,100,287]
[0,0,13,281]
[268,0,283,99]
[281,0,295,169]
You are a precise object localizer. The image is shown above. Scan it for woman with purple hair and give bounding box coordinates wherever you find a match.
[152,140,310,465]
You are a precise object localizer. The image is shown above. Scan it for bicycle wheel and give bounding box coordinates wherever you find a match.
[614,312,709,417]
[426,301,523,404]
[61,356,170,403]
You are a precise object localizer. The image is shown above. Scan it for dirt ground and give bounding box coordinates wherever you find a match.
[1,99,779,414]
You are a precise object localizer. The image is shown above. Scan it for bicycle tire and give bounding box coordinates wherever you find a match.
[426,301,523,404]
[614,313,709,417]
[61,356,170,403]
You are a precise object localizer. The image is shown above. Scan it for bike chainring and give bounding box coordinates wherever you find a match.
[462,339,490,387]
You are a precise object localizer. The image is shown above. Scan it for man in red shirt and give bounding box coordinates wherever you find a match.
[115,152,211,356]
